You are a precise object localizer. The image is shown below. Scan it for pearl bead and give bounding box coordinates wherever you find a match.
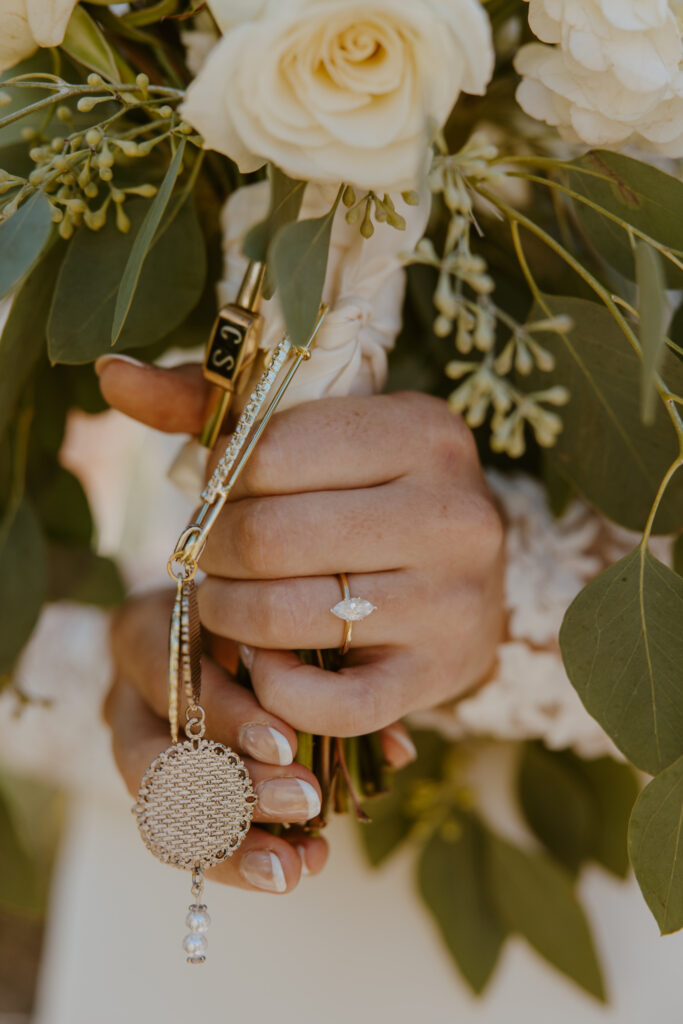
[183,932,208,958]
[186,908,211,933]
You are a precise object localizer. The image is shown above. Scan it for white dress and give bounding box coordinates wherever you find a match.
[3,409,682,1024]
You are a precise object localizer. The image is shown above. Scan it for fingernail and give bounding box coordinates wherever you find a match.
[386,725,418,762]
[297,845,311,877]
[239,723,294,766]
[256,778,321,820]
[238,644,254,670]
[94,353,147,377]
[240,850,287,893]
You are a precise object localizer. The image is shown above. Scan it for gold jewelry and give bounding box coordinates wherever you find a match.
[135,304,329,964]
[331,573,378,655]
[199,261,266,449]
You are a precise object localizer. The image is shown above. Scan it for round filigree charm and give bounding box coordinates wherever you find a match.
[135,740,257,869]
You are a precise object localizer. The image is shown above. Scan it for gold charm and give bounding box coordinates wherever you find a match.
[135,709,256,871]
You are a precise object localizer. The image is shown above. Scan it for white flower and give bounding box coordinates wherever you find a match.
[0,0,79,73]
[218,180,429,410]
[515,0,683,155]
[181,0,494,191]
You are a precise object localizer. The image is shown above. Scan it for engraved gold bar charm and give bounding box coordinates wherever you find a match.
[199,261,265,449]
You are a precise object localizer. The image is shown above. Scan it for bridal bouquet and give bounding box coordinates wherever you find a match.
[1,0,683,1003]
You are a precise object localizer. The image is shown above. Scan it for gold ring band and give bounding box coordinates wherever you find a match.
[336,572,353,655]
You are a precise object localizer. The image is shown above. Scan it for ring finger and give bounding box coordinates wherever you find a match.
[199,570,421,650]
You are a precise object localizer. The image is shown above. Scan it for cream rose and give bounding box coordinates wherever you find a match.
[515,0,683,154]
[217,181,429,410]
[0,0,79,73]
[181,0,494,190]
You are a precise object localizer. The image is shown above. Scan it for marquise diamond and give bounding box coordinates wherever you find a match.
[330,597,377,622]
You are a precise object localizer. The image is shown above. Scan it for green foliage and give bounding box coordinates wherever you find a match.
[519,744,637,877]
[560,548,683,776]
[635,241,668,425]
[530,297,683,533]
[629,755,683,934]
[0,772,62,917]
[61,6,132,83]
[243,166,306,267]
[0,244,65,439]
[359,731,448,866]
[269,191,340,347]
[0,193,53,301]
[487,833,606,1001]
[418,814,507,994]
[48,197,206,363]
[0,498,47,675]
[47,545,125,606]
[566,150,683,287]
[112,140,186,345]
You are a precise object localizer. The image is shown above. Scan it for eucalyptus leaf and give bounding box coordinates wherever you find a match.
[0,498,46,675]
[418,815,507,994]
[530,296,683,533]
[560,548,683,775]
[488,833,605,1001]
[0,787,42,917]
[269,193,340,347]
[112,140,186,345]
[629,754,683,934]
[0,193,53,302]
[60,6,120,81]
[0,244,64,439]
[581,756,639,878]
[519,743,596,873]
[243,166,306,264]
[47,545,125,606]
[48,198,206,364]
[674,534,683,577]
[636,241,668,425]
[32,466,92,545]
[359,731,448,867]
[567,150,683,287]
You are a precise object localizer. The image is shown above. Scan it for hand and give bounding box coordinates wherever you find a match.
[98,356,505,739]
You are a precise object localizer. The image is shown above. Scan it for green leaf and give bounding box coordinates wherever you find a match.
[31,466,92,545]
[530,296,683,533]
[629,754,683,934]
[359,730,448,866]
[243,166,306,264]
[418,815,507,994]
[0,787,42,916]
[674,534,683,577]
[0,244,64,439]
[112,140,186,345]
[567,150,683,287]
[60,6,120,82]
[48,198,206,364]
[269,192,340,347]
[519,744,638,878]
[488,833,606,1001]
[0,193,53,302]
[0,498,47,675]
[560,548,683,775]
[519,743,596,873]
[47,545,125,606]
[635,241,668,425]
[581,756,639,878]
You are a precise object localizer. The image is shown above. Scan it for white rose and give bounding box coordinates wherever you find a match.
[181,0,494,191]
[217,181,430,410]
[0,0,79,73]
[515,0,683,155]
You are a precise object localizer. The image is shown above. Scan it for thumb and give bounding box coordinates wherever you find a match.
[95,354,211,435]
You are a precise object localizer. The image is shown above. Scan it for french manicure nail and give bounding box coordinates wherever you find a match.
[94,353,147,377]
[239,723,294,766]
[238,644,254,670]
[386,725,418,762]
[297,845,311,877]
[256,778,321,820]
[240,850,287,893]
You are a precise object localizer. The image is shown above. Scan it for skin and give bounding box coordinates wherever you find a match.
[98,355,505,894]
